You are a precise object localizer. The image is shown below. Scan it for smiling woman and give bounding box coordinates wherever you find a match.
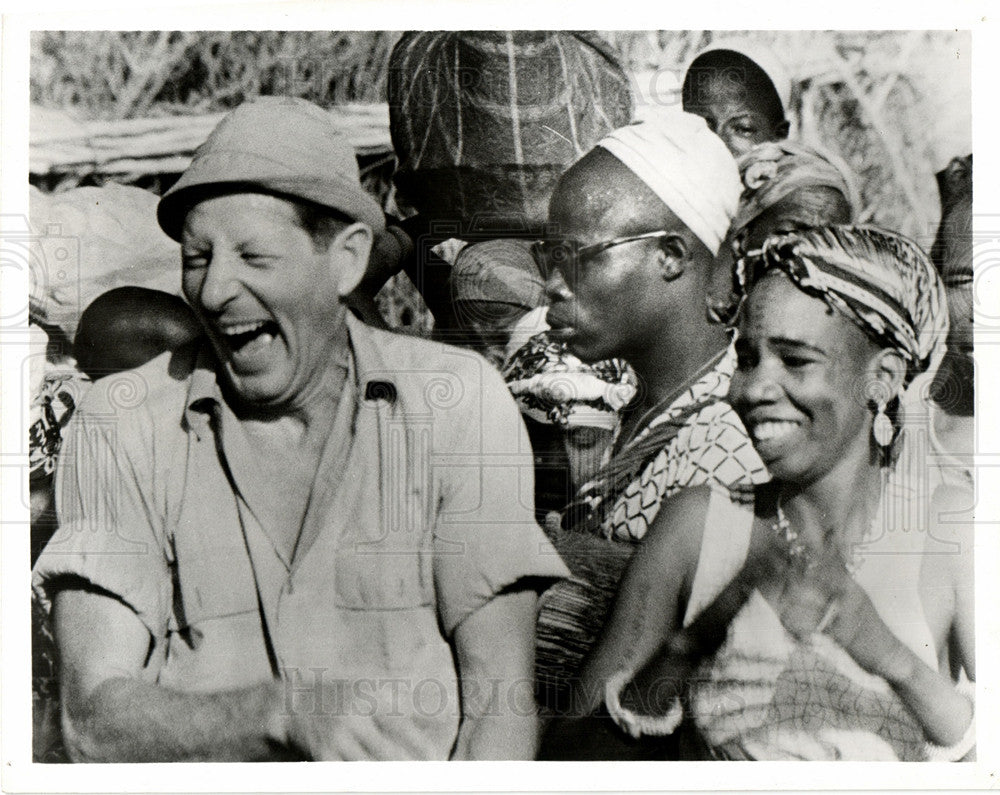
[546,225,975,762]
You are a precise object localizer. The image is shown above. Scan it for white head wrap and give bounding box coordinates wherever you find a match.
[687,38,792,116]
[597,113,741,255]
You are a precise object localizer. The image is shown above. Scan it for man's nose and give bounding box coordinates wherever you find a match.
[197,254,240,313]
[544,268,572,303]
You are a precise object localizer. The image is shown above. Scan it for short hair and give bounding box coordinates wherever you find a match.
[291,198,354,252]
[175,184,354,252]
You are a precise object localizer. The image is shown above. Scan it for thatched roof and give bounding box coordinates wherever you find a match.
[29,102,392,182]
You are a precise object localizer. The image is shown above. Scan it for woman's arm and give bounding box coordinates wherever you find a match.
[572,485,713,716]
[538,487,712,760]
[769,485,975,750]
[827,582,973,747]
[831,484,975,748]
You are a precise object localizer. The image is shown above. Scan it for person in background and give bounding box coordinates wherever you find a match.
[707,140,858,324]
[534,113,769,721]
[384,33,639,525]
[28,322,82,565]
[568,226,973,761]
[732,141,857,254]
[385,31,633,340]
[502,316,638,518]
[32,287,201,562]
[925,155,974,485]
[682,40,792,158]
[32,97,567,762]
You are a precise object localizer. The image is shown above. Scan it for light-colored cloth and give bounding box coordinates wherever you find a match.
[579,343,769,542]
[738,227,948,383]
[503,332,637,431]
[34,314,568,761]
[29,184,182,341]
[683,480,958,761]
[686,39,792,114]
[734,141,859,234]
[447,238,545,317]
[597,113,740,255]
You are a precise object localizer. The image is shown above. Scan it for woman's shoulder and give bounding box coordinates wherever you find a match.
[642,483,758,574]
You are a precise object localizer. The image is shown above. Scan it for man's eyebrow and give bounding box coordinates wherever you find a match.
[768,336,828,355]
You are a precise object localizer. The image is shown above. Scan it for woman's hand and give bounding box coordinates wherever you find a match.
[760,536,911,680]
[822,574,914,682]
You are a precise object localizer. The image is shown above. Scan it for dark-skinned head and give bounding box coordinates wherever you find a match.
[683,50,789,157]
[544,147,716,363]
[75,287,201,380]
[741,185,853,252]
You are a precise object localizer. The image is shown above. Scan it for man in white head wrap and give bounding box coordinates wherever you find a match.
[535,113,769,722]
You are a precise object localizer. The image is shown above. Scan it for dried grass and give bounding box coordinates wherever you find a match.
[30,30,970,319]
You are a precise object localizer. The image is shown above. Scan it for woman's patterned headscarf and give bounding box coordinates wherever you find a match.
[736,226,948,385]
[734,141,859,235]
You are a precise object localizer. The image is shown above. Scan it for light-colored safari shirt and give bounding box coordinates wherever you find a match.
[34,314,568,760]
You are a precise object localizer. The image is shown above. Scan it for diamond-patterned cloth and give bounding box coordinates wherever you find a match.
[535,344,769,712]
[583,344,768,542]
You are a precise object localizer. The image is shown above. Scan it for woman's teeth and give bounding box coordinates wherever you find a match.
[752,420,799,442]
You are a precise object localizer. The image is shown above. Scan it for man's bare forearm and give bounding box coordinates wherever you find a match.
[63,676,293,762]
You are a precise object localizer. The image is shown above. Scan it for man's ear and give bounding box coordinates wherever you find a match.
[867,348,907,404]
[656,234,688,281]
[332,222,374,298]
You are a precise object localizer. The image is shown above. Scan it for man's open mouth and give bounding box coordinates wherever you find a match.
[219,320,279,352]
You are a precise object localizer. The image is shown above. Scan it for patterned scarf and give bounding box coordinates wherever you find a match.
[564,350,727,536]
[734,141,859,234]
[736,226,948,385]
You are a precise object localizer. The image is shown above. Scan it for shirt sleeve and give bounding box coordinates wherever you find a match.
[433,361,569,636]
[32,379,173,640]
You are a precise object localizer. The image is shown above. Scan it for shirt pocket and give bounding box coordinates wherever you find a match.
[331,542,434,610]
[329,536,439,675]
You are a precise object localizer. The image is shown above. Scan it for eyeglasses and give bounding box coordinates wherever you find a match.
[531,230,672,278]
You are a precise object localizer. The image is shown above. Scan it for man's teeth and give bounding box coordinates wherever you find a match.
[222,321,268,337]
[752,420,799,442]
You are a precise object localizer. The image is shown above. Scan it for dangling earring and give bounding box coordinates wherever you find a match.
[872,400,894,448]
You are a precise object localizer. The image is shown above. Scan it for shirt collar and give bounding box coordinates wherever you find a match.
[183,312,400,438]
